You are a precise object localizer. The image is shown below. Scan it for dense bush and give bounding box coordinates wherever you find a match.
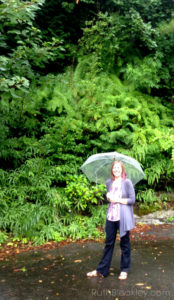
[0,66,173,244]
[0,0,174,245]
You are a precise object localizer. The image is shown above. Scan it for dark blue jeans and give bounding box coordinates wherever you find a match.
[96,219,131,277]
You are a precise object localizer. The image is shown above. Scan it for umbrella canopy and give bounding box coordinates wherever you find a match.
[80,152,145,185]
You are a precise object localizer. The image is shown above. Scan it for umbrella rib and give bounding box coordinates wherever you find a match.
[94,160,111,185]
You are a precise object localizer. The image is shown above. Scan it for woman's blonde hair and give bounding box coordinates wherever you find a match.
[111,160,127,180]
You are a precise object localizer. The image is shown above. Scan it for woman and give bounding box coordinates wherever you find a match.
[87,160,135,280]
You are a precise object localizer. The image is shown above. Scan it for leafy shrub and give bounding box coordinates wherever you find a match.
[0,231,8,244]
[66,215,103,240]
[32,223,67,245]
[65,175,106,213]
[136,189,162,212]
[89,204,108,227]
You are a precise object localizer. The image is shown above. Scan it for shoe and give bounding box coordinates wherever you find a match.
[118,271,128,280]
[87,270,104,277]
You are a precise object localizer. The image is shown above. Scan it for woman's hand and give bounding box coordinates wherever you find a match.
[115,198,128,205]
[110,197,121,203]
[106,192,116,202]
[106,193,128,204]
[106,192,111,201]
[107,192,120,203]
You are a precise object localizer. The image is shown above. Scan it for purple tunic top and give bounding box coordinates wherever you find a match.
[106,178,135,237]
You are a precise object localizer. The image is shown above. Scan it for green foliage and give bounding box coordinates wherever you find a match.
[66,215,101,240]
[65,175,106,212]
[0,0,45,24]
[0,0,66,98]
[158,18,174,35]
[0,0,174,245]
[172,149,174,165]
[89,205,108,227]
[125,56,161,92]
[0,231,8,244]
[102,0,174,26]
[0,146,107,244]
[79,13,120,71]
[33,224,66,245]
[79,8,174,100]
[79,11,158,73]
[136,189,161,212]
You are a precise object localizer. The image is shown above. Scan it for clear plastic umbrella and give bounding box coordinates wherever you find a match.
[80,152,145,185]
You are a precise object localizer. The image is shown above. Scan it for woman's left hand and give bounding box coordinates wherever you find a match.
[110,196,120,203]
[110,197,128,205]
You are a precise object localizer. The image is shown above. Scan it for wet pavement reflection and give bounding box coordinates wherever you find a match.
[0,225,174,300]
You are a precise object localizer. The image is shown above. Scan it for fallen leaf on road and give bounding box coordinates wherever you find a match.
[74,259,82,263]
[21,267,27,272]
[13,267,27,273]
[7,242,13,246]
[13,268,22,273]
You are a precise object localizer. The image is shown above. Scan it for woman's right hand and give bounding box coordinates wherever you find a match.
[106,192,111,201]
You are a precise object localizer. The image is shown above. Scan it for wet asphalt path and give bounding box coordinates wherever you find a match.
[0,225,174,300]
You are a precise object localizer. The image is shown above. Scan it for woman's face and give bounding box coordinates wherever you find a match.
[112,163,122,179]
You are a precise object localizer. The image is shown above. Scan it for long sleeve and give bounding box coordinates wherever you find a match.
[106,178,112,192]
[125,179,135,205]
